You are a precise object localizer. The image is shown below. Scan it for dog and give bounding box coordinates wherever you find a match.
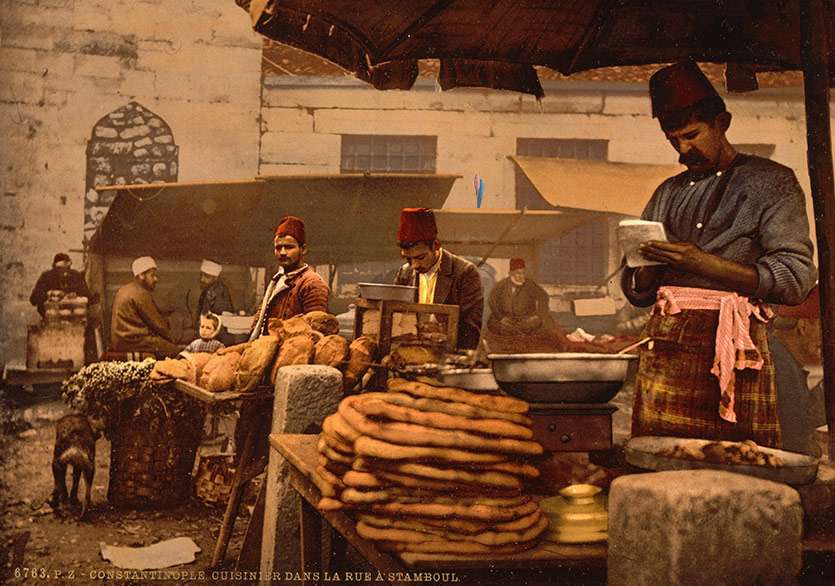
[49,414,102,519]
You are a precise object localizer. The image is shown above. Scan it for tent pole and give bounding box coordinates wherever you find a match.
[800,0,835,460]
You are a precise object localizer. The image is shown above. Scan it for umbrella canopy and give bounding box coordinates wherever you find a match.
[91,174,459,267]
[238,0,834,96]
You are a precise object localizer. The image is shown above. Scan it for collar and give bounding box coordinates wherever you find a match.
[272,264,308,282]
[423,248,443,279]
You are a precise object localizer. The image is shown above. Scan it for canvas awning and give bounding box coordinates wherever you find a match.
[510,156,682,217]
[91,174,460,267]
[433,208,603,260]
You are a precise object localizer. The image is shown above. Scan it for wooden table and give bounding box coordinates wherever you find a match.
[269,433,607,586]
[172,380,274,568]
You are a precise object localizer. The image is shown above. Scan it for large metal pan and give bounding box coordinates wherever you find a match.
[624,436,820,485]
[488,352,637,403]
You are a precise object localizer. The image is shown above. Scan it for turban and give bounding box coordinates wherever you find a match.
[274,215,306,245]
[200,259,222,277]
[649,60,722,123]
[398,208,437,244]
[132,256,157,277]
[509,258,525,272]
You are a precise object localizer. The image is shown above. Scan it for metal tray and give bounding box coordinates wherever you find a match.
[624,436,820,485]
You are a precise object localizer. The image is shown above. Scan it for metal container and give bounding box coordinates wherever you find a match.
[357,283,417,302]
[438,368,500,392]
[624,436,820,485]
[539,484,608,544]
[488,352,637,403]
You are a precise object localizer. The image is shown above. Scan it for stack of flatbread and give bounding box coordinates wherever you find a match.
[315,377,548,555]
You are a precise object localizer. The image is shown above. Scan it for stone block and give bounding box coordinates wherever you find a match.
[260,132,340,166]
[260,107,315,134]
[608,470,803,586]
[261,366,343,579]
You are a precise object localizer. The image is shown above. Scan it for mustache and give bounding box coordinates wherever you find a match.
[679,152,707,166]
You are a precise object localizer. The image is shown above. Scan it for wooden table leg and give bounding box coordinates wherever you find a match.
[300,497,323,586]
[210,408,259,568]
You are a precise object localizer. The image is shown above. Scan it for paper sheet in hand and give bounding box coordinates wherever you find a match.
[617,219,668,267]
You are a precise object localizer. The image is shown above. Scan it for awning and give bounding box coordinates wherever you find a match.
[510,156,682,217]
[92,174,460,267]
[433,208,602,260]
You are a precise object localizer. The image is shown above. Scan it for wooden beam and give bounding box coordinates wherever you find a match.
[800,0,835,460]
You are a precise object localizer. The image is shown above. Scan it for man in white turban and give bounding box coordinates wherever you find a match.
[196,259,233,332]
[109,256,180,357]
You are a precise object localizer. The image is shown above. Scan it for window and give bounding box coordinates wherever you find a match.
[340,135,437,173]
[515,138,610,286]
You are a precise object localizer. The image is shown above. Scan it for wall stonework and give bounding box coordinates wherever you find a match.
[85,101,179,244]
[0,0,261,365]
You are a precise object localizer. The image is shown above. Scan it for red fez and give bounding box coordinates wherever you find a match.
[398,208,437,244]
[274,215,306,244]
[509,258,525,272]
[53,253,70,264]
[649,60,721,122]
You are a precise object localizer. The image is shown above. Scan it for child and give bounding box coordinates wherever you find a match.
[183,312,226,354]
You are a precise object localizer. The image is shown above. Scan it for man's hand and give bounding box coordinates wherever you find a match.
[638,240,710,273]
[638,240,759,296]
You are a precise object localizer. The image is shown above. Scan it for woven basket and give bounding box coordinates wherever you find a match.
[107,399,204,508]
[194,456,236,507]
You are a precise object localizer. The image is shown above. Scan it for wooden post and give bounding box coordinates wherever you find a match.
[800,0,835,459]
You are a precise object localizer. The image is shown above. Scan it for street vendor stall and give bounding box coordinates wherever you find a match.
[89,173,460,348]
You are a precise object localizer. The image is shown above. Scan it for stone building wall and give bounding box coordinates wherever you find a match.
[0,0,262,365]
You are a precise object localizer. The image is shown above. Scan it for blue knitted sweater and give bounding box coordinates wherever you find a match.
[640,154,817,305]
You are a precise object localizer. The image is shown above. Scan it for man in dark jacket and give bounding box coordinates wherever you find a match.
[196,259,234,326]
[30,253,93,317]
[487,258,551,335]
[393,208,484,349]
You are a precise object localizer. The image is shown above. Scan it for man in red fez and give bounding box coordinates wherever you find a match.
[487,258,551,335]
[393,207,483,349]
[30,252,94,318]
[249,215,330,340]
[622,59,817,450]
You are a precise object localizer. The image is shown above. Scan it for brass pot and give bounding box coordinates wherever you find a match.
[540,484,608,544]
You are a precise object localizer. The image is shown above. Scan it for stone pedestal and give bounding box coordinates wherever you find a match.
[608,469,803,586]
[259,365,343,582]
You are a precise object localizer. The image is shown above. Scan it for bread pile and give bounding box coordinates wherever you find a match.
[149,311,378,393]
[315,377,548,555]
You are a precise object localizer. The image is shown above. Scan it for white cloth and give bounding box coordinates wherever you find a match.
[200,259,222,277]
[131,256,156,276]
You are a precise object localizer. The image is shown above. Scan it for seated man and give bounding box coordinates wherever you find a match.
[110,256,180,358]
[487,259,552,335]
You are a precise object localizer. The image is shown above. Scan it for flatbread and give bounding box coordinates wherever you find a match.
[339,398,543,456]
[387,377,530,414]
[351,393,534,440]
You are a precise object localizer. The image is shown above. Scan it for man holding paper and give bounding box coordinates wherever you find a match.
[621,60,817,449]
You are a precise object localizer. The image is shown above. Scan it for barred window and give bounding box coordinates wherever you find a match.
[341,135,437,173]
